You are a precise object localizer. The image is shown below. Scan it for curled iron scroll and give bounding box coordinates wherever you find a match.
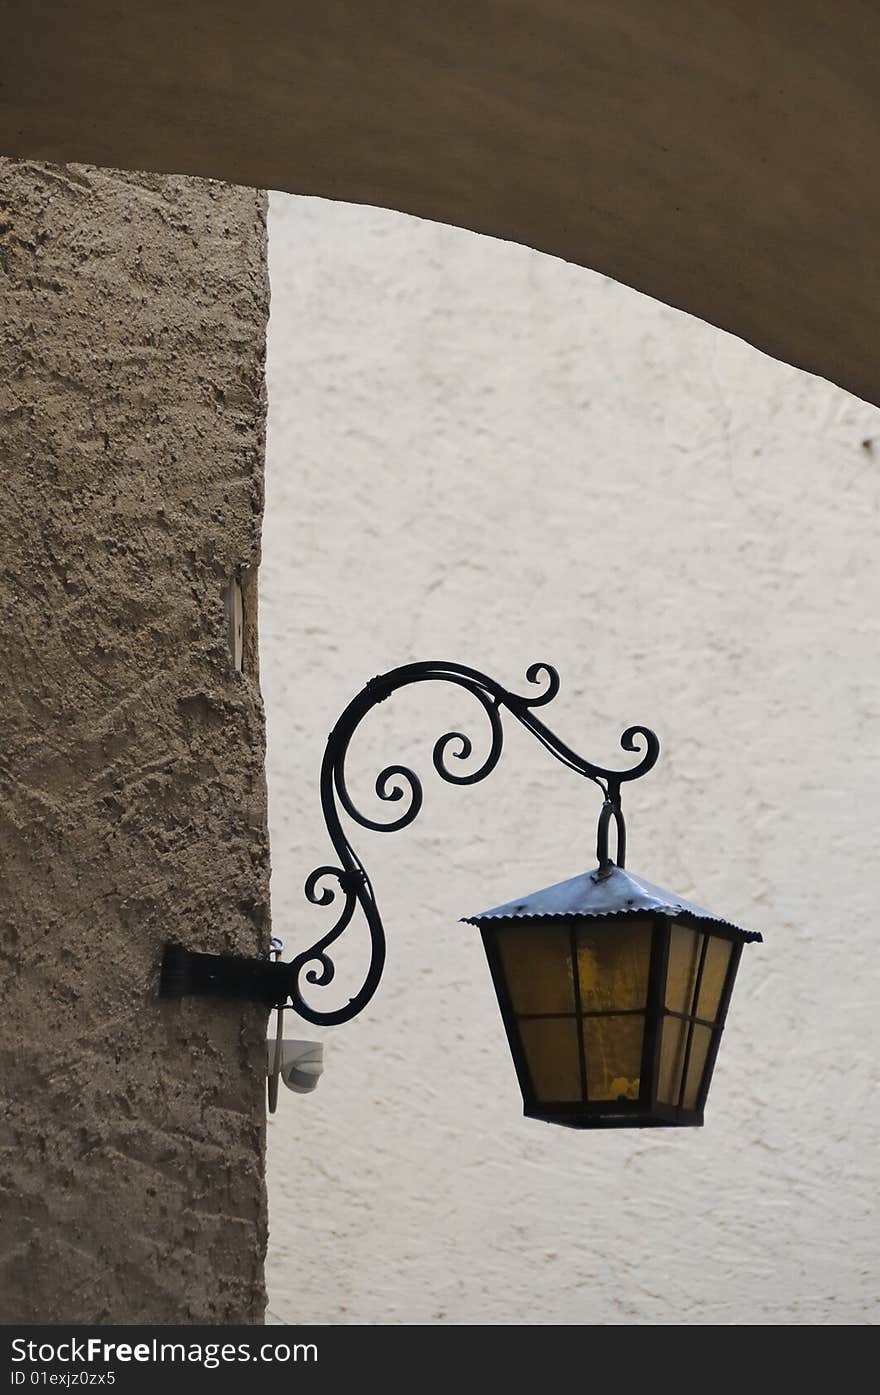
[284,661,658,1026]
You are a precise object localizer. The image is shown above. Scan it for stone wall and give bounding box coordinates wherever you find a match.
[0,160,270,1322]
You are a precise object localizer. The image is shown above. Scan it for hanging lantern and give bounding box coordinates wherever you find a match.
[467,864,760,1128]
[161,659,761,1129]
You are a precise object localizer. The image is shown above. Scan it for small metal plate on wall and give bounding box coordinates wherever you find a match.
[223,575,243,671]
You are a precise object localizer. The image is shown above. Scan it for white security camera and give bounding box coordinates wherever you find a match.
[267,1039,324,1094]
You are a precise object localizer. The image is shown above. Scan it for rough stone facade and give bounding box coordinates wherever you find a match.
[0,160,270,1322]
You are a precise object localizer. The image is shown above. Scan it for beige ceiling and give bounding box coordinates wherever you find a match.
[3,2,878,406]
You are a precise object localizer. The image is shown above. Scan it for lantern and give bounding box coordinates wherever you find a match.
[161,659,762,1128]
[467,863,760,1128]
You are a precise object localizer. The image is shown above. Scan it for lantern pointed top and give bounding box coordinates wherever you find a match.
[464,864,762,943]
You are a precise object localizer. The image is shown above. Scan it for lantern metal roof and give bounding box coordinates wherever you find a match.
[464,864,762,943]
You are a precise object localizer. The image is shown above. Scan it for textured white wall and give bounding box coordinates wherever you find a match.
[262,193,880,1325]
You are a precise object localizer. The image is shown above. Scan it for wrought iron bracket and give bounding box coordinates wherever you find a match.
[160,661,658,1024]
[160,943,293,1007]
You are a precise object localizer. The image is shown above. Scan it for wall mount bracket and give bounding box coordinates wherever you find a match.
[158,660,658,1021]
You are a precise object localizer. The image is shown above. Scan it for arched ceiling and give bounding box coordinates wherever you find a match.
[3,1,878,406]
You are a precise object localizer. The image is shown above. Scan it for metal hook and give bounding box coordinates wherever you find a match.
[596,798,626,870]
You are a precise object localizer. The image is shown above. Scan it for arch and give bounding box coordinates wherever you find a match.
[3,1,879,405]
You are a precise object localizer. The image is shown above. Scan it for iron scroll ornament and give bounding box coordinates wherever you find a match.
[288,661,659,1026]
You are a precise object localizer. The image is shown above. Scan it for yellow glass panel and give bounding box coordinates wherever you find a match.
[496,924,574,1015]
[657,1015,688,1105]
[582,1014,645,1101]
[518,1017,582,1102]
[576,917,653,1012]
[682,1024,713,1110]
[695,935,732,1023]
[665,923,703,1014]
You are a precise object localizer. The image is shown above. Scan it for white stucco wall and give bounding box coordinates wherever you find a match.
[261,193,880,1325]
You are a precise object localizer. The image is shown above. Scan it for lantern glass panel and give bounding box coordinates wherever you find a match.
[665,924,703,1014]
[518,1017,581,1102]
[682,1023,713,1109]
[657,1015,689,1105]
[657,919,733,1110]
[497,924,574,1015]
[576,917,653,1012]
[658,1017,717,1109]
[582,1014,645,1100]
[695,935,732,1022]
